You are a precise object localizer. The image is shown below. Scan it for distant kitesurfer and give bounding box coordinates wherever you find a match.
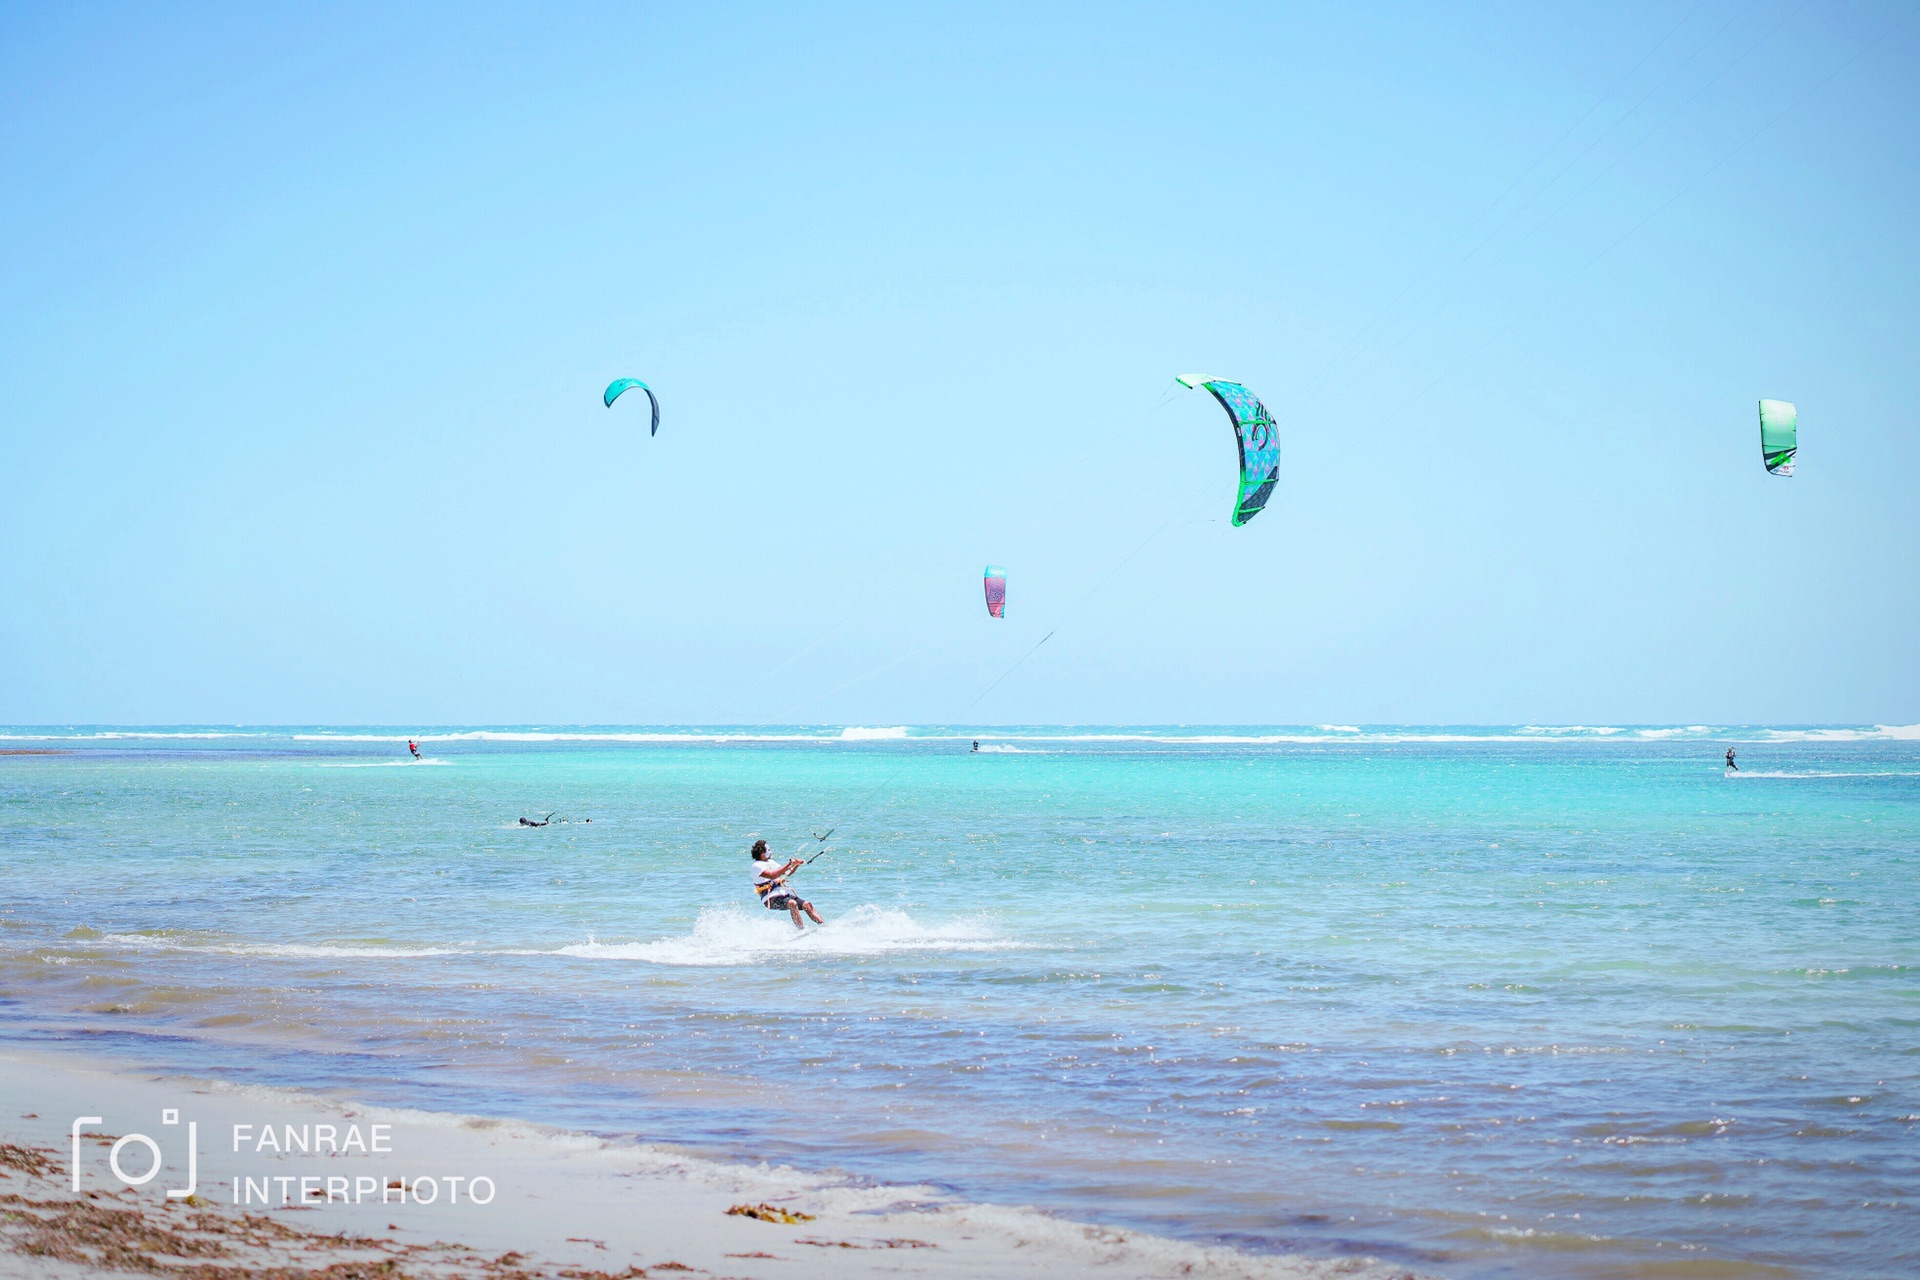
[972,740,980,752]
[1725,748,1737,772]
[751,838,824,930]
[519,812,555,827]
[408,739,420,759]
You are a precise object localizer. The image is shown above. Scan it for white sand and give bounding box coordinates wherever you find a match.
[0,1048,1419,1279]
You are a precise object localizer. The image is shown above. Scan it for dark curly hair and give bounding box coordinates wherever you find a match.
[750,839,769,859]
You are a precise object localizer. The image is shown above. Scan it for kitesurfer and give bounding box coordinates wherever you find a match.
[751,838,824,930]
[408,739,420,759]
[1725,748,1737,772]
[972,740,980,752]
[519,812,555,827]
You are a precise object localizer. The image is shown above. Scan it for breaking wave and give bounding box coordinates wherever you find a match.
[317,758,452,767]
[1748,724,1920,742]
[1726,770,1920,779]
[551,904,1021,967]
[6,724,1917,749]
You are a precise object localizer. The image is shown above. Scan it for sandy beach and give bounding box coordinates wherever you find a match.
[0,1049,1418,1280]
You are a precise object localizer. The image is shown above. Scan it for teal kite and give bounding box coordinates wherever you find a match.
[604,378,660,436]
[1758,399,1796,477]
[1176,375,1280,526]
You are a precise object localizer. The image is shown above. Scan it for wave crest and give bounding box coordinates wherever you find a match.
[553,905,1017,967]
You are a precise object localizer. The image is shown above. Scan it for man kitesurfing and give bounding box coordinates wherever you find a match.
[408,739,420,759]
[1726,747,1738,772]
[751,838,825,930]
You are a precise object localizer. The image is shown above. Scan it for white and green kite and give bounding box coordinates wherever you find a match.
[1758,399,1796,477]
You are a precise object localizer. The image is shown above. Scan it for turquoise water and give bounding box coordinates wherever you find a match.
[2,726,1916,1278]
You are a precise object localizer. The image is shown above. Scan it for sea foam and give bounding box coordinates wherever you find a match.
[317,758,452,767]
[551,904,1018,967]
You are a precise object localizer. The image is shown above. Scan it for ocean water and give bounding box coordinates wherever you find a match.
[2,725,1916,1278]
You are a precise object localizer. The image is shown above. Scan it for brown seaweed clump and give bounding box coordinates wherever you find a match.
[0,1141,677,1280]
[3,1193,231,1272]
[0,1143,58,1178]
[3,1186,459,1278]
[722,1202,814,1225]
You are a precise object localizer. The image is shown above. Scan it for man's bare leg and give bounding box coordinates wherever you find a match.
[788,902,806,930]
[803,903,824,925]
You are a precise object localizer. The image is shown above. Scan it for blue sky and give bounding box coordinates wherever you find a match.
[2,1,1915,726]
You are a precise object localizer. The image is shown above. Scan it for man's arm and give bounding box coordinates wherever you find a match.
[760,858,803,887]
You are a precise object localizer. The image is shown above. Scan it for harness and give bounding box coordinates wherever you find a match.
[755,866,794,900]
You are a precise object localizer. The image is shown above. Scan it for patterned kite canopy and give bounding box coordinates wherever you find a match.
[1175,375,1280,525]
[983,566,1007,618]
[1758,399,1796,477]
[604,378,660,436]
